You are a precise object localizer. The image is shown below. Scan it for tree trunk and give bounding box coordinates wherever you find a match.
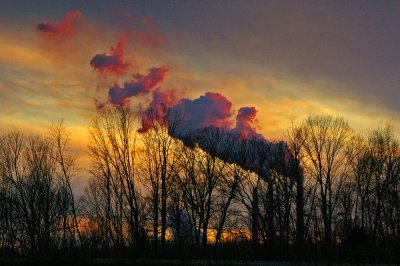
[267,178,274,247]
[296,164,304,245]
[216,180,238,246]
[153,188,159,251]
[252,187,259,247]
[161,174,167,246]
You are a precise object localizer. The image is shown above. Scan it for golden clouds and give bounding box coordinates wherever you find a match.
[0,41,58,77]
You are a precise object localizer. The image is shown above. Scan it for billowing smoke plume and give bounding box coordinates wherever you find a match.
[37,11,83,37]
[108,67,168,105]
[90,36,130,76]
[150,89,178,111]
[151,92,294,180]
[171,92,233,131]
[139,89,178,132]
[234,107,261,139]
[88,29,296,180]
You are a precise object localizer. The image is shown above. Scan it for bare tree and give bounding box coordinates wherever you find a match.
[300,115,355,249]
[139,105,182,248]
[177,140,228,247]
[50,122,82,248]
[286,123,306,245]
[0,132,71,253]
[352,125,400,243]
[86,106,142,248]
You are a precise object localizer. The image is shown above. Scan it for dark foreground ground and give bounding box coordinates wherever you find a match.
[0,259,398,266]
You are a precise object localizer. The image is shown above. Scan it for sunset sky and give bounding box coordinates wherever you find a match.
[1,1,400,187]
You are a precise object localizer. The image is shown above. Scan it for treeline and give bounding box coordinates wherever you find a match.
[1,107,400,262]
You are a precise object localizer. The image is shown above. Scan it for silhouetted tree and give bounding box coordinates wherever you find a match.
[139,105,182,248]
[86,106,142,249]
[300,115,355,250]
[0,132,73,253]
